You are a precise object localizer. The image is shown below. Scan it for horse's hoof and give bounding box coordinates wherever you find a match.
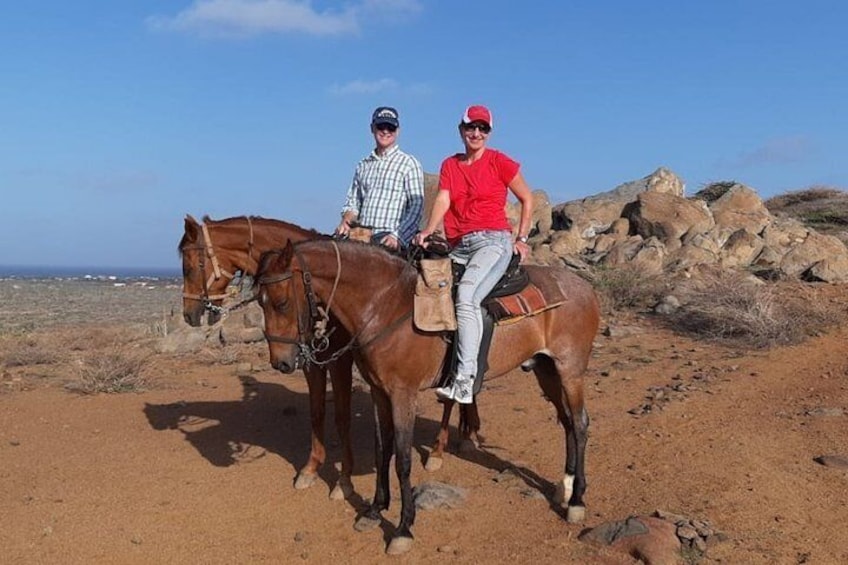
[566,505,586,524]
[386,536,414,555]
[424,455,443,472]
[294,471,317,490]
[329,477,353,501]
[354,514,381,532]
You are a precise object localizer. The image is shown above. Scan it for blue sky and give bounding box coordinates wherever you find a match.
[2,1,846,269]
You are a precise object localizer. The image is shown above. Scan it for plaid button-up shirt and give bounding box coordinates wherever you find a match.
[341,144,424,246]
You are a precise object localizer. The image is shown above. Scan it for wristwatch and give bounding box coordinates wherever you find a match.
[516,235,529,244]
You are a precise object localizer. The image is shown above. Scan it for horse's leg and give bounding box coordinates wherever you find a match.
[458,401,482,452]
[327,355,354,501]
[533,356,589,523]
[294,365,327,490]
[426,400,455,471]
[386,389,418,555]
[560,362,589,524]
[354,387,394,533]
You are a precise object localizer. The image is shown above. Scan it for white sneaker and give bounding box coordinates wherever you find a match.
[435,385,455,402]
[453,376,474,405]
[434,376,474,404]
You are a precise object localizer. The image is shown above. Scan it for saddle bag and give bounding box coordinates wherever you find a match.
[348,226,373,243]
[414,257,457,331]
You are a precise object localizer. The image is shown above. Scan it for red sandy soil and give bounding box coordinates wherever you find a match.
[1,280,847,563]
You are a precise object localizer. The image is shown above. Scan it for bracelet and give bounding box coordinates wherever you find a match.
[516,235,529,244]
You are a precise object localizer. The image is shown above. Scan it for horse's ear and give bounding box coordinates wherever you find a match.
[283,240,295,261]
[184,215,199,240]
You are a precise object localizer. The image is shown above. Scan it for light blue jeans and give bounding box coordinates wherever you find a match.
[450,230,513,380]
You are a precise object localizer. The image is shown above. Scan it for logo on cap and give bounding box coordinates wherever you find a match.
[372,106,399,127]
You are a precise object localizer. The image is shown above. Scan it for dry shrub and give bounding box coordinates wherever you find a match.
[668,271,840,348]
[1,336,60,367]
[590,263,667,313]
[764,186,846,209]
[201,346,241,366]
[68,348,150,394]
[692,180,739,203]
[765,186,848,246]
[59,326,144,351]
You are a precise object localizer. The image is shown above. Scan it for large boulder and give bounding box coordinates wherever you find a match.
[551,167,686,242]
[706,183,771,236]
[780,231,848,281]
[624,192,715,252]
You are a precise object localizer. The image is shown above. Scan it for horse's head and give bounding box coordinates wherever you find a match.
[256,243,311,374]
[178,214,231,326]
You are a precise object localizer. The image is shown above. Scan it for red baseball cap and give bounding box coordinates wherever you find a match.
[462,105,492,127]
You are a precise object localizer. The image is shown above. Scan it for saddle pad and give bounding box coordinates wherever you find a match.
[485,283,563,323]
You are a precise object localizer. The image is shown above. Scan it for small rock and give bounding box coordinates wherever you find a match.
[805,407,844,418]
[814,454,848,469]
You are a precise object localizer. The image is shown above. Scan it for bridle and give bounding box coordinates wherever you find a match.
[259,242,350,367]
[259,241,413,369]
[182,217,258,315]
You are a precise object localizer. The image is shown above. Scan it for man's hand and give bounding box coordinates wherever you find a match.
[380,234,400,250]
[335,218,352,238]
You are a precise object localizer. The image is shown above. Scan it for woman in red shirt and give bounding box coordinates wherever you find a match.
[415,105,534,404]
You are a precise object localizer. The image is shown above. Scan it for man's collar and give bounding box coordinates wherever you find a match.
[371,144,400,159]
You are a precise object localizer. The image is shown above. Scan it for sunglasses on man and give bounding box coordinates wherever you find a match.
[462,122,491,134]
[374,123,398,133]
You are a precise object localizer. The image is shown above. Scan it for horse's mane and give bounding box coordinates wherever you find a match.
[254,239,418,291]
[202,214,323,237]
[179,214,325,257]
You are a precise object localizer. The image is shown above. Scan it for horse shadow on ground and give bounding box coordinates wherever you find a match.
[144,374,566,521]
[423,410,569,522]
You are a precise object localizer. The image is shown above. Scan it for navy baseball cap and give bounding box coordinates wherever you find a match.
[371,106,399,127]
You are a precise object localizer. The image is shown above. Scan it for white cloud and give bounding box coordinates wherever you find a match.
[725,136,814,169]
[327,78,433,97]
[147,0,421,38]
[328,78,399,95]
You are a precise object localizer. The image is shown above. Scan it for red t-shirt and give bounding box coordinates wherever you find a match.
[439,148,520,243]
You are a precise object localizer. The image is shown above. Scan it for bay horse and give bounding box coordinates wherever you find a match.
[178,214,355,498]
[256,239,600,555]
[177,214,481,497]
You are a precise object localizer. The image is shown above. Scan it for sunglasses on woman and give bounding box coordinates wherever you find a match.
[462,122,491,134]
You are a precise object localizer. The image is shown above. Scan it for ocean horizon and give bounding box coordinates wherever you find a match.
[0,264,182,280]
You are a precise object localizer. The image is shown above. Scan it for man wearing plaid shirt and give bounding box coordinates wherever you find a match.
[335,106,424,251]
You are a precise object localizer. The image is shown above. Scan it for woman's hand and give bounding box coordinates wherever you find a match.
[413,230,432,248]
[514,239,530,262]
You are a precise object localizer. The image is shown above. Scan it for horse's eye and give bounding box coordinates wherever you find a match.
[274,299,289,313]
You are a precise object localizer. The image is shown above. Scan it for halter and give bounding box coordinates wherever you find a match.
[182,217,257,315]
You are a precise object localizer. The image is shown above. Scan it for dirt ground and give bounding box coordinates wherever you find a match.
[1,279,847,564]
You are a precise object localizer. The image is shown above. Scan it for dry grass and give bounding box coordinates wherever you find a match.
[666,271,842,348]
[589,263,668,314]
[67,348,150,394]
[765,185,848,245]
[1,335,61,367]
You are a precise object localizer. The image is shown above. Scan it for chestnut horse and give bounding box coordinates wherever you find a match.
[256,239,600,555]
[178,215,480,497]
[178,214,355,498]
